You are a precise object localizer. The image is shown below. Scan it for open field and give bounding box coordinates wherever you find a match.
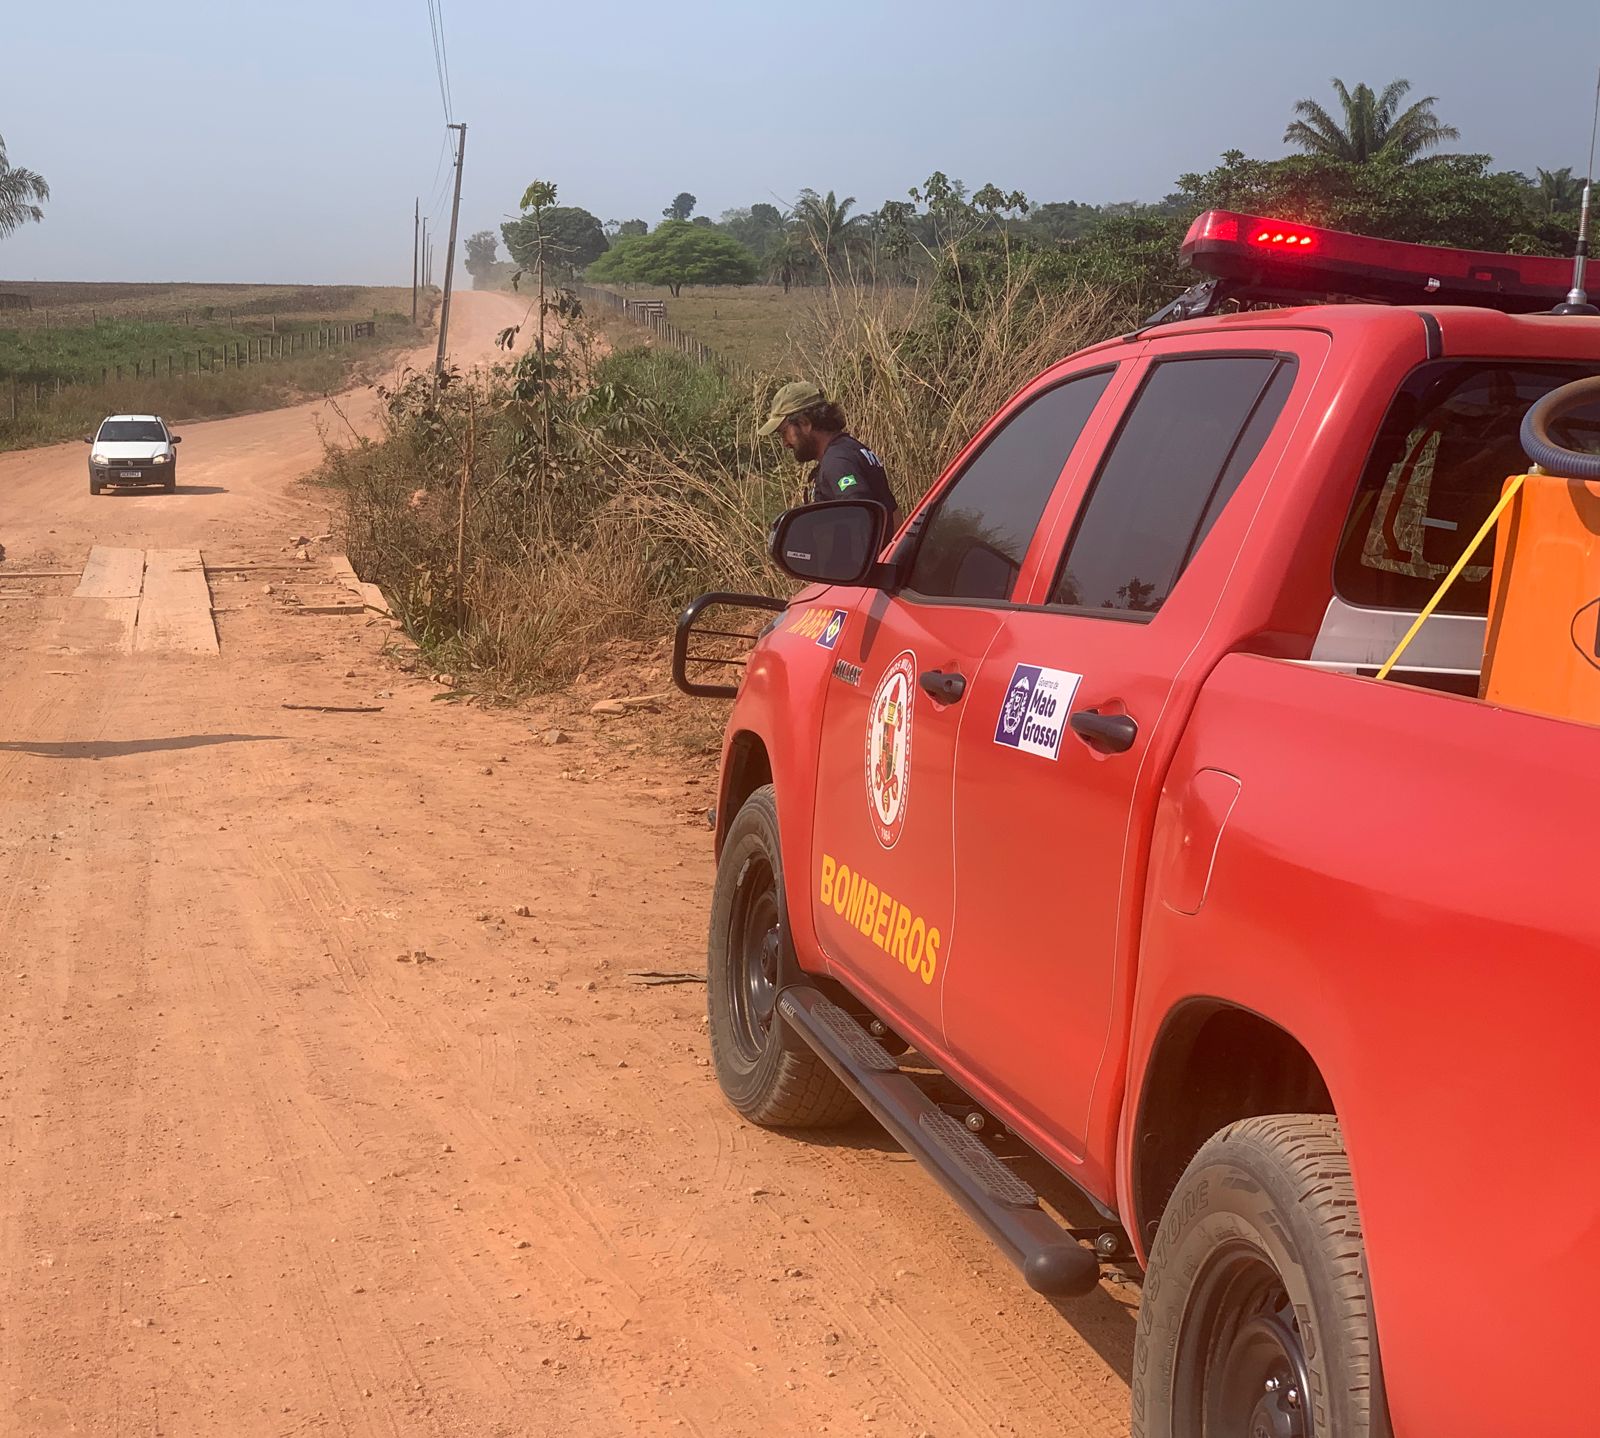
[0,282,435,451]
[584,282,914,371]
[0,280,420,330]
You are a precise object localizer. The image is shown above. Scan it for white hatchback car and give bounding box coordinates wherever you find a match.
[84,414,182,495]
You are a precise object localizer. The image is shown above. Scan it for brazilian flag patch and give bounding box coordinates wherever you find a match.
[837,474,858,491]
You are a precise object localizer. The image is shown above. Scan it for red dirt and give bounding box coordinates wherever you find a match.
[0,290,1134,1436]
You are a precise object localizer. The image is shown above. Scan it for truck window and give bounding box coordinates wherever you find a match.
[1334,361,1600,616]
[1050,355,1296,613]
[905,369,1114,603]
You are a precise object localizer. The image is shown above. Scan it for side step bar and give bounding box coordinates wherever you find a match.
[778,985,1102,1298]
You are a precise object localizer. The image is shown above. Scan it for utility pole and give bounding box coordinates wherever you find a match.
[411,197,419,324]
[421,218,429,290]
[434,122,468,383]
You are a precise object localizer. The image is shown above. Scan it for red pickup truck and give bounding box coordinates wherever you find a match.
[674,212,1600,1438]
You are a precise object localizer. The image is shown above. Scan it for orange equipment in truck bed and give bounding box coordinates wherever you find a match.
[1481,377,1600,724]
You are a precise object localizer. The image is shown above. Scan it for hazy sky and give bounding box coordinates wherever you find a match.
[3,0,1598,284]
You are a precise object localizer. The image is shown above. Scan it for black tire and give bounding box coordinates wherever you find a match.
[163,473,176,492]
[1132,1114,1387,1438]
[89,479,102,495]
[706,784,858,1128]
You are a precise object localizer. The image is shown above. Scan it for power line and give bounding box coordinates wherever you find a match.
[424,0,454,124]
[435,0,455,122]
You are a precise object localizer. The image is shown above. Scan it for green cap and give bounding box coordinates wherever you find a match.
[757,380,824,437]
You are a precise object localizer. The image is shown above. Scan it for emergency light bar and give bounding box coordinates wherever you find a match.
[1182,210,1577,313]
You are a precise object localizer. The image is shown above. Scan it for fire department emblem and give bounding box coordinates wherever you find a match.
[866,650,916,848]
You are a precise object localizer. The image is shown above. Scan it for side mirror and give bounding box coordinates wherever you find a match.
[82,435,93,444]
[170,435,183,444]
[768,499,887,586]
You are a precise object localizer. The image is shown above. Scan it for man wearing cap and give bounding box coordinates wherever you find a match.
[758,381,901,533]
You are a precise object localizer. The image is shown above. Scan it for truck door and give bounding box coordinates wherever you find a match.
[940,337,1326,1190]
[809,365,1125,1053]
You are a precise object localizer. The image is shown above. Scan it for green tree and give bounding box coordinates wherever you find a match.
[0,134,49,241]
[501,203,607,274]
[1535,166,1585,214]
[617,218,649,237]
[1177,150,1562,251]
[1026,200,1103,244]
[876,199,918,281]
[464,230,499,285]
[663,191,697,222]
[587,220,757,296]
[1284,78,1459,164]
[721,203,786,256]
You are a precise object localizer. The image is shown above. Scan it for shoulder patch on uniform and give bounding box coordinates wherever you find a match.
[837,474,858,490]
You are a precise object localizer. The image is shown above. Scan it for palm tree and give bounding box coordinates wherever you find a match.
[794,189,860,266]
[1536,166,1586,214]
[765,230,812,294]
[0,134,49,240]
[1284,79,1459,164]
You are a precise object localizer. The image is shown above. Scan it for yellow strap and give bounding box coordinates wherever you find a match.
[1374,472,1527,681]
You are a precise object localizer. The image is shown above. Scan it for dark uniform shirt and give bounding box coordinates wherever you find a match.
[810,434,899,530]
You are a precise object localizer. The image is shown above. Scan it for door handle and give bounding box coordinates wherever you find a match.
[918,669,966,703]
[1069,708,1138,754]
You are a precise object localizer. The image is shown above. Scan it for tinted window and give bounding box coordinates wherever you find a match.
[97,420,167,442]
[1051,356,1295,614]
[905,370,1113,602]
[1335,361,1600,615]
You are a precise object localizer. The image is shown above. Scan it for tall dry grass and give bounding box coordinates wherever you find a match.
[326,257,1126,694]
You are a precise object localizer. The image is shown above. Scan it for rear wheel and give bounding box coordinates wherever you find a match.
[706,785,858,1128]
[1132,1114,1388,1438]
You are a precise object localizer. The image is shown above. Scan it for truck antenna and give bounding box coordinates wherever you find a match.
[1555,66,1600,315]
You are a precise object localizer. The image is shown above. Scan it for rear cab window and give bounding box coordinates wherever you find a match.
[1319,360,1600,685]
[1335,361,1600,615]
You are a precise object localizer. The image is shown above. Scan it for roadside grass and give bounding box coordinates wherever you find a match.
[326,261,1125,697]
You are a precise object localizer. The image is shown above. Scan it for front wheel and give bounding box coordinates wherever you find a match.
[163,473,176,492]
[89,479,102,495]
[1132,1114,1389,1438]
[706,785,857,1128]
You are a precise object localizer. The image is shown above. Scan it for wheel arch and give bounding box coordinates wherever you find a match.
[716,729,773,859]
[1130,998,1334,1253]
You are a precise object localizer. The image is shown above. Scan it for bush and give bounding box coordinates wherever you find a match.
[324,254,1128,695]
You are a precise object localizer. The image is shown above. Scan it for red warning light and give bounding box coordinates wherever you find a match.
[1254,229,1315,248]
[1181,209,1575,312]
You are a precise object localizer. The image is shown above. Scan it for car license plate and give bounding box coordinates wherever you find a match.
[120,470,142,478]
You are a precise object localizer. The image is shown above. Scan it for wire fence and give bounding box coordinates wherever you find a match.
[571,283,735,373]
[1,322,383,421]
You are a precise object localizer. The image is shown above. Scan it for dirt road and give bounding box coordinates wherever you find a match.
[0,290,1134,1437]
